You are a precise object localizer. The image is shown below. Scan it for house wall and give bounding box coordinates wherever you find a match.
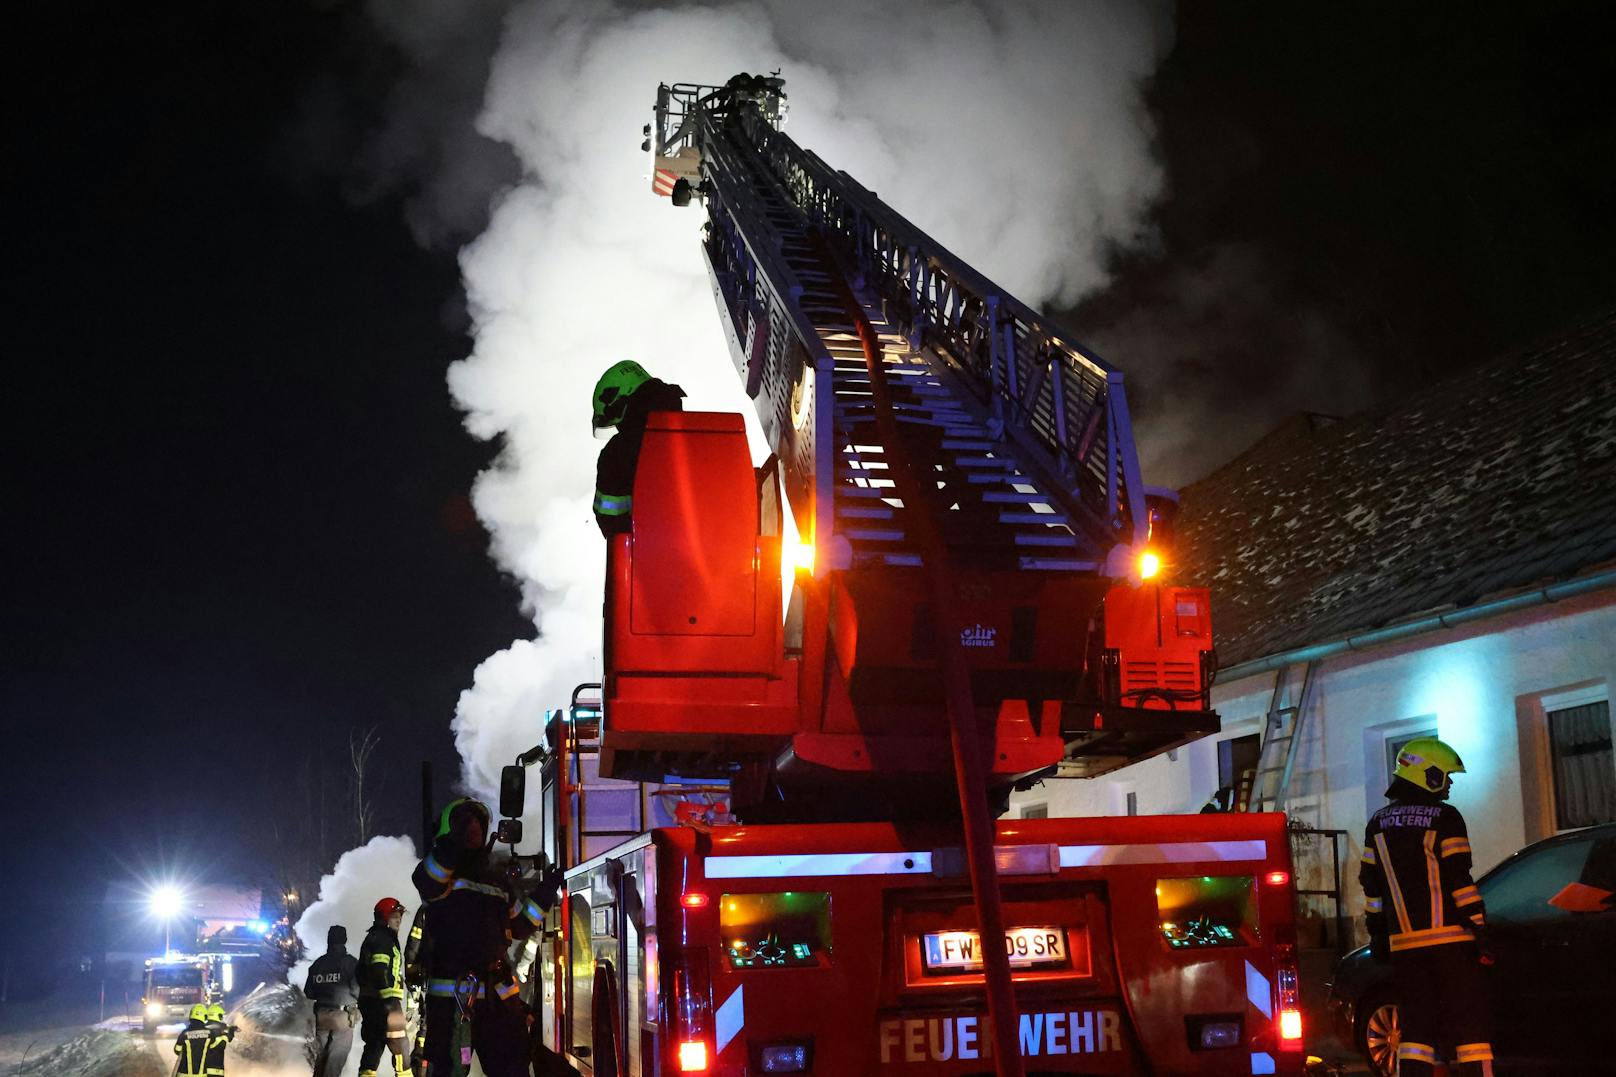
[1009,587,1616,942]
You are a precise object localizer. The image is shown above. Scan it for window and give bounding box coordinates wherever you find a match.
[1547,700,1615,829]
[1218,734,1260,796]
[1385,726,1439,791]
[1021,803,1048,820]
[1125,791,1138,817]
[1481,833,1599,924]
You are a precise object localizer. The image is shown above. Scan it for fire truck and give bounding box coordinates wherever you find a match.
[501,74,1308,1076]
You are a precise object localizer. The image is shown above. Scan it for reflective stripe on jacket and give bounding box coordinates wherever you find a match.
[1359,793,1487,951]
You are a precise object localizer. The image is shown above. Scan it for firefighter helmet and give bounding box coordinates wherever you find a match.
[591,360,652,435]
[435,797,491,839]
[189,1003,210,1023]
[1394,736,1465,794]
[374,896,407,923]
[206,1003,226,1024]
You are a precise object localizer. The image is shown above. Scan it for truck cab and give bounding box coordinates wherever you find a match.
[141,956,214,1032]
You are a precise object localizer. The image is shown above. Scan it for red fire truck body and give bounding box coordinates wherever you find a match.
[537,805,1304,1076]
[508,73,1312,1077]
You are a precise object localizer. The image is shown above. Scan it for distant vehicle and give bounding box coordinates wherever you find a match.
[1326,822,1616,1074]
[140,952,247,1032]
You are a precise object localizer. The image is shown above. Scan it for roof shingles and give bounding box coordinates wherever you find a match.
[1175,311,1616,668]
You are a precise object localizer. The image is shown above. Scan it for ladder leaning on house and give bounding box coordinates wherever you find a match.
[1242,660,1320,813]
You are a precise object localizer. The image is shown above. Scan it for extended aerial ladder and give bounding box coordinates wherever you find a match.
[597,74,1222,1077]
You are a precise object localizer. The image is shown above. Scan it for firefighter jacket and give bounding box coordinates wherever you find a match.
[593,377,687,537]
[203,1020,234,1075]
[303,944,359,1010]
[1359,779,1487,952]
[173,1019,215,1076]
[358,922,406,1005]
[411,837,553,994]
[403,906,428,984]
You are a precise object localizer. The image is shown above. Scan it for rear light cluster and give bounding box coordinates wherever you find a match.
[671,948,714,1072]
[1275,944,1304,1049]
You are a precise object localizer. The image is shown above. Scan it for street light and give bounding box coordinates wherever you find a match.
[150,885,185,955]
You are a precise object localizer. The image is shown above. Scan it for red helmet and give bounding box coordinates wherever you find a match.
[374,897,407,922]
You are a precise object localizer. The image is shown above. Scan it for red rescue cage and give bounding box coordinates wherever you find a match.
[601,411,798,781]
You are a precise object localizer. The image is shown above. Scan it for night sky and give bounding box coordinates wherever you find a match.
[5,1,1614,977]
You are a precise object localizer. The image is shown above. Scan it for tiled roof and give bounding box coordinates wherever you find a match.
[1175,310,1616,669]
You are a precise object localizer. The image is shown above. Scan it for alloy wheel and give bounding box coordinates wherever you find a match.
[1363,1000,1401,1076]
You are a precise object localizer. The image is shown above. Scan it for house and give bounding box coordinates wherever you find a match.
[1011,311,1616,944]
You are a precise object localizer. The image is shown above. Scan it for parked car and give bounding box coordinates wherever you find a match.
[1326,821,1616,1074]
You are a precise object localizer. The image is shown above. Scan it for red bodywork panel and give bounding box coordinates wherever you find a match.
[601,813,1306,1076]
[1102,583,1213,710]
[601,413,797,775]
[600,414,1219,784]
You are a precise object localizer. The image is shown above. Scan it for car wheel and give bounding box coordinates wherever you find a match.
[1357,993,1400,1077]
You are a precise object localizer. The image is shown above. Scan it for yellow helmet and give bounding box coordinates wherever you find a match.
[207,1003,226,1023]
[1394,736,1465,794]
[189,1003,210,1023]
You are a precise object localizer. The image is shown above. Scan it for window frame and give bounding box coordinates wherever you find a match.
[1542,691,1615,833]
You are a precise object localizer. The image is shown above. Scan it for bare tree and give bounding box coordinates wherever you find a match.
[349,725,381,847]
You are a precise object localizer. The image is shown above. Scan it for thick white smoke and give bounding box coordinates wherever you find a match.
[290,835,418,985]
[442,0,1176,806]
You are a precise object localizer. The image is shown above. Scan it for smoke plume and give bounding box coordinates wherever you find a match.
[431,0,1176,807]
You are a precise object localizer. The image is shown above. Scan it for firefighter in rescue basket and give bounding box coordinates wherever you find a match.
[590,359,686,537]
[1359,736,1494,1075]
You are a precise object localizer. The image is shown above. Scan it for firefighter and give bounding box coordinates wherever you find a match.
[359,897,413,1077]
[174,1004,213,1077]
[402,905,429,1071]
[303,923,359,1077]
[411,797,562,1077]
[591,359,686,537]
[1359,736,1493,1075]
[203,1002,236,1076]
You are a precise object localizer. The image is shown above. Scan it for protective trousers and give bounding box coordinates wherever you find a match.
[359,998,412,1076]
[1391,942,1494,1075]
[312,1008,354,1077]
[421,993,528,1077]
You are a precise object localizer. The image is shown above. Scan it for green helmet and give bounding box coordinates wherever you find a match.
[206,1003,226,1024]
[435,797,490,839]
[1394,736,1465,794]
[189,1003,210,1023]
[592,360,652,434]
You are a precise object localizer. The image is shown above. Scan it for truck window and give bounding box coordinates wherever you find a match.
[150,968,203,989]
[1156,876,1257,949]
[720,892,831,968]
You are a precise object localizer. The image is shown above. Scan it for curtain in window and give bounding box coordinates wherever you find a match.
[1549,701,1616,829]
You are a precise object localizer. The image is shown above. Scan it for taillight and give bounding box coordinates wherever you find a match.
[670,949,714,1072]
[681,892,710,909]
[678,1040,709,1071]
[1275,943,1303,1049]
[1264,870,1290,887]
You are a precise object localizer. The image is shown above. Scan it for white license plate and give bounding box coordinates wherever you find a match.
[922,926,1068,971]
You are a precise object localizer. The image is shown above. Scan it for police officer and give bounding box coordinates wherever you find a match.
[358,897,412,1077]
[174,1003,213,1077]
[1359,737,1493,1075]
[411,797,561,1077]
[203,1002,236,1076]
[303,924,359,1077]
[591,360,686,537]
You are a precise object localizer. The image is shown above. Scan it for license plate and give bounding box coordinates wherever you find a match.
[922,926,1068,971]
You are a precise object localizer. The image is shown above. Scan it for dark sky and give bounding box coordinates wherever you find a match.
[5,1,1614,974]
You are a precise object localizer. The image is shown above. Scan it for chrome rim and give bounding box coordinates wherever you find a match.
[1364,1001,1401,1076]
